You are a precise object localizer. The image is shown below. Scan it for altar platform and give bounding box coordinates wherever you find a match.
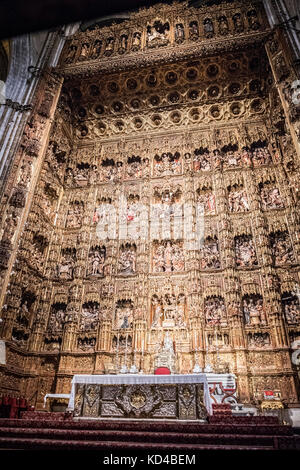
[68,374,212,420]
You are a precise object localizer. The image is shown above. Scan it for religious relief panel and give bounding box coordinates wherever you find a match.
[196,185,216,215]
[100,158,123,181]
[175,23,185,44]
[281,293,300,325]
[269,231,294,265]
[57,248,76,279]
[146,20,170,48]
[112,334,132,351]
[242,294,267,326]
[189,21,199,41]
[80,302,99,331]
[87,245,106,277]
[228,184,250,212]
[259,181,284,211]
[65,200,84,228]
[152,240,184,273]
[77,336,96,352]
[118,243,136,276]
[31,232,49,271]
[126,155,150,179]
[40,183,59,222]
[47,303,67,333]
[200,236,221,270]
[247,332,271,349]
[251,140,272,167]
[114,299,134,330]
[235,235,258,267]
[151,293,186,329]
[65,162,99,187]
[153,152,181,176]
[204,296,227,327]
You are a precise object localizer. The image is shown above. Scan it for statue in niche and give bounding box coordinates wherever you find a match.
[78,337,96,351]
[18,160,32,187]
[57,248,76,279]
[80,302,99,330]
[65,201,84,228]
[78,43,89,61]
[175,23,185,43]
[153,152,181,176]
[247,9,260,31]
[228,186,249,212]
[147,20,170,47]
[64,44,77,63]
[241,147,252,167]
[90,39,102,59]
[235,235,257,267]
[101,159,117,181]
[222,144,241,168]
[132,32,141,51]
[87,246,106,277]
[260,183,284,210]
[203,18,214,38]
[282,293,300,324]
[127,155,142,178]
[17,292,35,327]
[251,141,272,166]
[48,304,66,332]
[118,243,136,275]
[151,296,163,328]
[193,148,211,172]
[248,332,270,348]
[189,21,199,40]
[73,162,90,187]
[232,13,244,33]
[153,241,184,273]
[104,37,114,56]
[243,295,266,326]
[200,236,220,270]
[197,189,216,215]
[115,300,134,329]
[176,294,186,327]
[212,149,222,169]
[204,296,226,326]
[270,231,294,265]
[218,16,229,35]
[119,34,128,54]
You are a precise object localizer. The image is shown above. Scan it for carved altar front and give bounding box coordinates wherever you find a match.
[69,374,210,420]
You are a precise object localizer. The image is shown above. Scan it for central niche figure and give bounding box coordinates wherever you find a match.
[87,245,106,277]
[200,236,221,270]
[235,234,258,267]
[151,293,186,328]
[80,302,99,331]
[153,240,184,272]
[228,184,249,212]
[118,243,136,275]
[204,296,227,326]
[196,185,216,215]
[115,299,134,329]
[242,294,266,325]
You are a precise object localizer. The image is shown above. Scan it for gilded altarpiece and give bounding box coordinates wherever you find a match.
[0,1,299,409]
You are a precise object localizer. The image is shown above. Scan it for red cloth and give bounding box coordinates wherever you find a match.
[154,367,171,375]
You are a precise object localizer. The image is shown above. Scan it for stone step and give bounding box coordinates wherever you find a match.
[0,437,276,451]
[0,427,276,446]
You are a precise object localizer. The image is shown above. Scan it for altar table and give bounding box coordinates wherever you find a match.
[68,374,212,420]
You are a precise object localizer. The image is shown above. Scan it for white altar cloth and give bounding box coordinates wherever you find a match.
[68,374,212,415]
[43,393,70,408]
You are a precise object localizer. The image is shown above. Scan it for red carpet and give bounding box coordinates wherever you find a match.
[0,414,299,450]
